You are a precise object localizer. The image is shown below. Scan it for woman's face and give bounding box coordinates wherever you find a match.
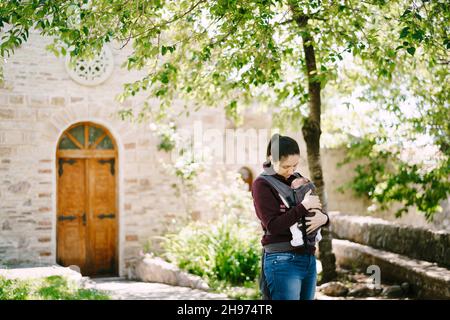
[271,154,300,179]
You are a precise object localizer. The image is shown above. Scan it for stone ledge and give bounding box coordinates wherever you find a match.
[128,255,210,291]
[332,239,450,299]
[0,265,83,285]
[329,212,450,268]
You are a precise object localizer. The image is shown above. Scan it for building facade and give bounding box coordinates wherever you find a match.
[1,32,448,277]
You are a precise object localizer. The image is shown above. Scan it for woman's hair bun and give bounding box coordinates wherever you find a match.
[266,133,299,161]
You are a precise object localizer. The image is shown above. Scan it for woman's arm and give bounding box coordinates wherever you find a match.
[305,209,330,234]
[252,178,309,235]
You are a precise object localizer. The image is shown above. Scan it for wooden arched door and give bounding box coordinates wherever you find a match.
[56,122,118,276]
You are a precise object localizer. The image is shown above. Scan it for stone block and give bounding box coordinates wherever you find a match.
[28,95,49,107]
[0,109,15,119]
[0,147,12,156]
[50,97,65,107]
[1,130,23,145]
[132,255,209,291]
[38,193,51,198]
[126,235,138,242]
[16,108,36,120]
[318,281,349,297]
[70,97,84,103]
[124,143,136,150]
[0,266,82,284]
[9,95,25,105]
[7,181,31,194]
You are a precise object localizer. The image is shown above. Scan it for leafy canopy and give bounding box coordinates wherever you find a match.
[1,0,449,218]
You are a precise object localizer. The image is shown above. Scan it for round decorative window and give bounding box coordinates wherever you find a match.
[65,46,114,86]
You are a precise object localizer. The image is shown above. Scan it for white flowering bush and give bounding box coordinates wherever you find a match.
[150,121,179,152]
[197,170,256,221]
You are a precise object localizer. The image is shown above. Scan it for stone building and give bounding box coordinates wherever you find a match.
[1,31,448,277]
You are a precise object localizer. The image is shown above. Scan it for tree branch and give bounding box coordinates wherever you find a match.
[129,0,207,40]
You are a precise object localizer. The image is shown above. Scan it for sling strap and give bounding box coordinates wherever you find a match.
[259,172,301,209]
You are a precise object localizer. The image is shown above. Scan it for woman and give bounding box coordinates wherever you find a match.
[252,134,330,300]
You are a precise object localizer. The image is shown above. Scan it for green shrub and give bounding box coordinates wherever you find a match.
[161,213,261,287]
[36,276,110,300]
[0,277,30,300]
[0,275,110,300]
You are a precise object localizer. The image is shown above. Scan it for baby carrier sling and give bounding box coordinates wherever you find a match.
[258,172,319,300]
[260,172,320,246]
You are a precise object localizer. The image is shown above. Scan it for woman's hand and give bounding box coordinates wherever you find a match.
[305,209,328,234]
[301,190,322,211]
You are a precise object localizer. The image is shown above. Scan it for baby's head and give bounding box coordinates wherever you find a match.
[291,177,309,189]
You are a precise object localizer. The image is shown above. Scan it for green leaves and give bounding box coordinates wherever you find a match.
[225,100,242,125]
[399,26,421,55]
[158,62,178,85]
[161,213,260,286]
[0,276,110,300]
[338,136,450,221]
[161,45,176,56]
[406,46,416,56]
[400,26,410,39]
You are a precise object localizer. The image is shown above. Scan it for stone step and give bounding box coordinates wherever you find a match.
[0,265,82,284]
[89,276,127,282]
[332,239,450,299]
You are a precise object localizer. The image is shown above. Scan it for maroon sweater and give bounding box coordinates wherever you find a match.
[252,164,328,255]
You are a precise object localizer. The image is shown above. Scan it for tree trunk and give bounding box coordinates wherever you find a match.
[290,4,338,283]
[301,35,337,283]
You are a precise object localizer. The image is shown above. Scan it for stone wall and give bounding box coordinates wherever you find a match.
[329,212,450,268]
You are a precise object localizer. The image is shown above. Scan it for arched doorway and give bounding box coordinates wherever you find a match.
[56,122,118,276]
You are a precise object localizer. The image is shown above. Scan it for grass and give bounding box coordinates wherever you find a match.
[207,278,261,300]
[0,275,110,300]
[222,284,260,300]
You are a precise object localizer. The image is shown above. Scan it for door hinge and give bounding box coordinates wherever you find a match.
[97,213,116,219]
[58,215,77,221]
[58,159,77,177]
[98,159,115,176]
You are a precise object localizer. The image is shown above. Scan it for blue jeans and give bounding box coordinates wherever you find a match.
[263,252,317,300]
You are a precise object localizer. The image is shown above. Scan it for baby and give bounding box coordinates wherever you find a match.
[289,176,323,247]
